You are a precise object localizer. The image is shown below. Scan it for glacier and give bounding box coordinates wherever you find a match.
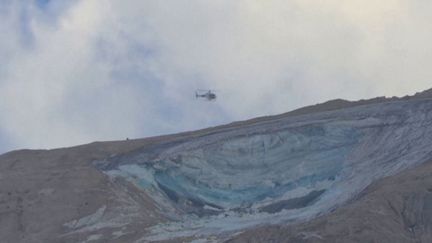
[94,98,432,241]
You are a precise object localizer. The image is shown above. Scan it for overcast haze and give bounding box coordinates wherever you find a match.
[0,0,432,153]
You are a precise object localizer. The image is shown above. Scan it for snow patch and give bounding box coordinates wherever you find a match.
[64,206,107,230]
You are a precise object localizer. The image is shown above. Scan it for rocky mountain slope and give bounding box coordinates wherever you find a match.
[229,158,432,243]
[1,89,432,243]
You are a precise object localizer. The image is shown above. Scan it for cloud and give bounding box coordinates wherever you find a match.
[1,0,432,152]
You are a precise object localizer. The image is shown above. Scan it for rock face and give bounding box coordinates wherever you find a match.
[228,159,432,243]
[1,89,432,242]
[0,141,167,243]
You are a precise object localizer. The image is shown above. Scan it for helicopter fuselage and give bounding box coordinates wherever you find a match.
[196,91,216,100]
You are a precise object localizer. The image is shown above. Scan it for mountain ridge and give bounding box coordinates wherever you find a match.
[1,88,432,242]
[5,88,431,156]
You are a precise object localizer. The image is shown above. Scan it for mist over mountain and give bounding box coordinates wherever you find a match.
[1,88,432,242]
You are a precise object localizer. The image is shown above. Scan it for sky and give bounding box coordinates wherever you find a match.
[0,0,432,153]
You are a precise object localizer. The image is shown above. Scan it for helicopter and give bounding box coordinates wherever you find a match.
[195,89,217,101]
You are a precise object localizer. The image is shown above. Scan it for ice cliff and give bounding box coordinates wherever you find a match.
[95,98,432,241]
